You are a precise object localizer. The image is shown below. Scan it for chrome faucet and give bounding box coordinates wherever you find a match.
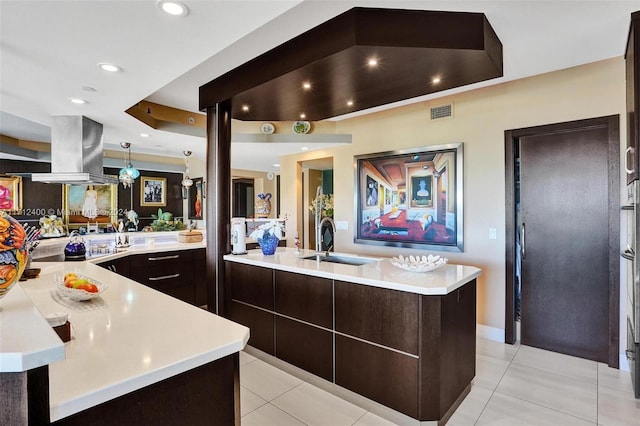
[319,216,337,256]
[315,186,336,255]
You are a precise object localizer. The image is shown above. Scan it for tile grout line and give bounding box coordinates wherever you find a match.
[473,343,522,425]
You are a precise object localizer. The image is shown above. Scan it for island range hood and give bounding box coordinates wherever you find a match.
[32,115,118,184]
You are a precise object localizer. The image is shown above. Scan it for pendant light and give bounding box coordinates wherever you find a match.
[119,142,140,188]
[181,150,193,199]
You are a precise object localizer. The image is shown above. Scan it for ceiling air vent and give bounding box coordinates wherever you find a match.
[430,104,453,120]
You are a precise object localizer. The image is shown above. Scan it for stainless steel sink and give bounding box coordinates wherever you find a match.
[301,254,378,266]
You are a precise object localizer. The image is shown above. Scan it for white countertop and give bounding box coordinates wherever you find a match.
[223,248,481,295]
[0,284,66,372]
[15,261,248,422]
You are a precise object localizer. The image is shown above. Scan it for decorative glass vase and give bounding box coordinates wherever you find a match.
[0,213,29,311]
[257,233,279,255]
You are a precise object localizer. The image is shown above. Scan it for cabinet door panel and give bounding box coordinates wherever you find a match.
[335,281,419,354]
[275,271,332,328]
[229,301,274,355]
[275,317,333,381]
[194,248,207,307]
[335,335,418,417]
[227,262,274,310]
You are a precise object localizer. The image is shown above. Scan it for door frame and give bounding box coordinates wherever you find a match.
[504,115,620,368]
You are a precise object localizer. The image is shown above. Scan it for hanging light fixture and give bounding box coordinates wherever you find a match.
[181,151,193,199]
[119,142,140,188]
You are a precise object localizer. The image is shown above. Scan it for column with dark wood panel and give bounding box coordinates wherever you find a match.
[205,101,232,315]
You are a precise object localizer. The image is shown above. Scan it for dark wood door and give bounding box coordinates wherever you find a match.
[519,121,615,362]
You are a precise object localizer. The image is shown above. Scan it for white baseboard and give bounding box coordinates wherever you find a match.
[476,324,505,342]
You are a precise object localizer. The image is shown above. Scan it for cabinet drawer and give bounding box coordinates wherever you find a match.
[130,250,192,268]
[227,262,274,310]
[275,316,333,381]
[335,280,419,355]
[275,270,332,328]
[229,301,274,355]
[138,263,195,304]
[335,334,418,418]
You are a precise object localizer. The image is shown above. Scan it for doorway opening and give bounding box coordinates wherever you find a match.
[232,178,254,218]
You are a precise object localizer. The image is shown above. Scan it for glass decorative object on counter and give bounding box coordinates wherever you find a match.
[0,212,29,310]
[249,219,284,255]
[257,233,279,255]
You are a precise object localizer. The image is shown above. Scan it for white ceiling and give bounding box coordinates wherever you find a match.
[1,0,638,172]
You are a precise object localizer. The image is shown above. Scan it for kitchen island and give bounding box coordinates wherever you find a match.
[223,248,481,424]
[2,260,249,425]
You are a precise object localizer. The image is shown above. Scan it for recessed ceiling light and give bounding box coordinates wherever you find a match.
[347,100,354,106]
[97,63,122,73]
[140,133,150,138]
[242,105,250,112]
[68,98,87,104]
[367,58,378,67]
[301,146,309,151]
[273,164,280,168]
[158,0,189,16]
[302,82,311,90]
[300,113,306,119]
[432,76,441,84]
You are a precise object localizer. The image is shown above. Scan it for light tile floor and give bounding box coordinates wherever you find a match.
[239,337,640,425]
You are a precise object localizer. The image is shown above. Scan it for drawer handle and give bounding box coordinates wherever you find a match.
[148,255,180,261]
[149,273,180,281]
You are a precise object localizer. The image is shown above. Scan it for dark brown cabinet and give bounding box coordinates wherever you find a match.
[225,262,275,354]
[275,271,332,328]
[97,256,130,277]
[274,271,333,380]
[626,11,640,184]
[97,248,206,307]
[224,259,477,423]
[335,280,419,355]
[129,250,195,304]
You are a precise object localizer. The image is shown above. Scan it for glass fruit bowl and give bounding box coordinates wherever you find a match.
[54,273,107,301]
[390,254,448,273]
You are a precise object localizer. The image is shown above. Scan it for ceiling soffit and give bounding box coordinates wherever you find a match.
[199,7,503,122]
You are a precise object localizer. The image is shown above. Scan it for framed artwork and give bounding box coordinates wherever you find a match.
[141,176,167,206]
[365,175,378,206]
[188,178,204,219]
[354,143,464,252]
[0,175,22,212]
[63,184,117,226]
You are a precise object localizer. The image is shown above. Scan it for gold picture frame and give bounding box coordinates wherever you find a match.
[0,175,22,212]
[141,176,167,206]
[63,184,117,227]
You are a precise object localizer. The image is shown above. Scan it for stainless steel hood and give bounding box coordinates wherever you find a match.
[32,115,118,184]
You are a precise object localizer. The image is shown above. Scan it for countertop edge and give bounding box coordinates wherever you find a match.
[223,248,481,295]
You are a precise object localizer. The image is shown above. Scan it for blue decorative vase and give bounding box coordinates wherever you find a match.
[258,233,279,255]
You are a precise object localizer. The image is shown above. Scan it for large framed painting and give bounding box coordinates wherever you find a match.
[141,176,167,206]
[354,143,463,252]
[63,184,117,226]
[0,175,22,212]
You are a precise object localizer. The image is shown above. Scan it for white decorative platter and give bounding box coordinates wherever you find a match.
[292,121,311,134]
[390,254,448,272]
[260,122,275,134]
[54,274,108,301]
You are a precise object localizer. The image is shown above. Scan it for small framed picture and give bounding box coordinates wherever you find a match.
[141,177,167,206]
[0,175,22,212]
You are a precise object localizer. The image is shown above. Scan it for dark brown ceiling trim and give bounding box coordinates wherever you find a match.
[199,7,503,121]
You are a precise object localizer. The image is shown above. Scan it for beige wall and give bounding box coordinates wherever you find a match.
[279,57,627,332]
